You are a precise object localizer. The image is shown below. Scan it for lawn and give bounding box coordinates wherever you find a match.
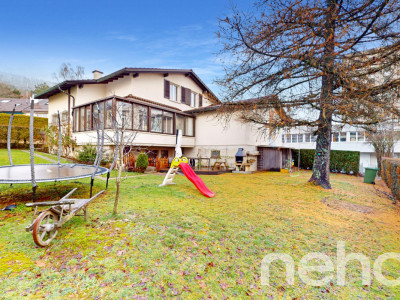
[1,151,400,298]
[0,149,51,165]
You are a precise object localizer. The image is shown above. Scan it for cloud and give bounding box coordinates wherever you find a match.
[107,32,137,42]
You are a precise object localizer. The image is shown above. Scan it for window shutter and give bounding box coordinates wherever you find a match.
[181,87,186,103]
[185,88,191,105]
[164,80,170,99]
[199,95,203,107]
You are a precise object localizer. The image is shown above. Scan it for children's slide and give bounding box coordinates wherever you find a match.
[179,163,215,198]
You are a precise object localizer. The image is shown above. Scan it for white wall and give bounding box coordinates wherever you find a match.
[131,73,212,111]
[73,130,195,148]
[75,84,106,105]
[183,111,278,170]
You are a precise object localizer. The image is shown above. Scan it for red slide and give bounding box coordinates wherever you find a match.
[179,163,215,198]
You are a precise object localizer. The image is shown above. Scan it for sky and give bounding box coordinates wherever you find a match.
[0,0,253,97]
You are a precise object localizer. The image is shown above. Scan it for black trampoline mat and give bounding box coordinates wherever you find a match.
[0,164,108,183]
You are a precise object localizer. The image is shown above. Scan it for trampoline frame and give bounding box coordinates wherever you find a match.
[3,99,119,201]
[0,163,109,184]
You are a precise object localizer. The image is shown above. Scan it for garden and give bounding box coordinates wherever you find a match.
[1,150,400,298]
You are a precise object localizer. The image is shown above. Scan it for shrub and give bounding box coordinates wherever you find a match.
[292,149,360,175]
[135,153,149,172]
[381,158,400,202]
[78,144,97,163]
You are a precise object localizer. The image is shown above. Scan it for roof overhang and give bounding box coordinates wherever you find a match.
[35,68,219,102]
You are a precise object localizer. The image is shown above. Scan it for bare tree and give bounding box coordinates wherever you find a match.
[53,63,85,82]
[366,123,399,175]
[101,100,138,215]
[217,0,400,188]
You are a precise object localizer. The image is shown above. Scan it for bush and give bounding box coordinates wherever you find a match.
[292,149,360,175]
[135,153,149,172]
[381,158,400,202]
[78,144,97,163]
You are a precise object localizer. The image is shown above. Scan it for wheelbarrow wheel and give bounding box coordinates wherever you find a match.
[32,211,59,247]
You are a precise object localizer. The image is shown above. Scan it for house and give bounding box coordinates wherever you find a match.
[0,98,48,118]
[35,67,391,173]
[34,68,290,171]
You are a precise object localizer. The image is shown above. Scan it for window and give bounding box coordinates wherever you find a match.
[185,117,194,136]
[286,134,291,143]
[51,113,58,126]
[350,132,357,142]
[133,104,148,131]
[340,132,347,142]
[190,92,196,107]
[282,135,285,143]
[93,102,105,129]
[176,114,185,135]
[304,134,311,142]
[332,132,339,142]
[61,110,68,124]
[311,135,317,142]
[151,108,162,132]
[105,100,113,129]
[170,83,178,101]
[85,106,91,131]
[291,134,297,143]
[298,134,303,143]
[163,111,173,134]
[79,107,85,132]
[161,150,169,158]
[357,131,365,142]
[117,101,132,129]
[73,110,78,131]
[211,150,220,158]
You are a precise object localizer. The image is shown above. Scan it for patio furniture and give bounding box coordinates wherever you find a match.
[187,157,211,170]
[212,161,228,170]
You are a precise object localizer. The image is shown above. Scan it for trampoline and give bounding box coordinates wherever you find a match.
[2,100,119,201]
[0,164,108,184]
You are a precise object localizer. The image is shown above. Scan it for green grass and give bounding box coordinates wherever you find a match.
[35,151,72,164]
[0,151,400,298]
[0,149,51,165]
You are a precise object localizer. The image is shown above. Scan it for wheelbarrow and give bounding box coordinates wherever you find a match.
[25,188,104,247]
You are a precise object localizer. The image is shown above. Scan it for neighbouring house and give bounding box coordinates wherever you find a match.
[0,98,48,118]
[34,68,291,172]
[277,125,400,174]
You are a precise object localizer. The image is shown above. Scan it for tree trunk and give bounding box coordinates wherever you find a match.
[113,141,124,215]
[309,113,332,189]
[309,0,336,189]
[113,179,120,215]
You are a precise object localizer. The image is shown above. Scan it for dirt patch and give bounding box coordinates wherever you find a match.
[321,197,374,214]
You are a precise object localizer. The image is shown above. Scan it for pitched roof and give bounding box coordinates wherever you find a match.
[0,98,48,114]
[35,68,219,102]
[186,96,278,114]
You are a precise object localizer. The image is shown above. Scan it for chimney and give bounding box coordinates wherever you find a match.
[92,70,103,80]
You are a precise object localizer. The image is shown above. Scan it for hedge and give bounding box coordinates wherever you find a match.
[0,113,48,148]
[0,113,48,128]
[381,158,400,202]
[292,149,360,174]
